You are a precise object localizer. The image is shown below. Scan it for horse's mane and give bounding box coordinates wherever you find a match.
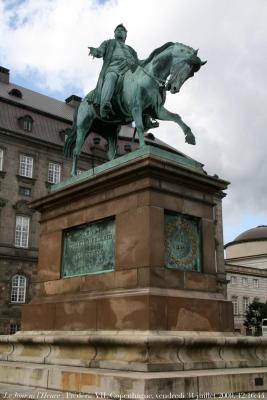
[141,42,174,66]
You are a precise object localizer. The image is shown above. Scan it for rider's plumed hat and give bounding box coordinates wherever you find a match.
[114,24,127,33]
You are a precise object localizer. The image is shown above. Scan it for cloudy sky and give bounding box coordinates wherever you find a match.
[0,0,266,244]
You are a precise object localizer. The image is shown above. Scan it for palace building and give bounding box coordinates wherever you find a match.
[225,225,267,334]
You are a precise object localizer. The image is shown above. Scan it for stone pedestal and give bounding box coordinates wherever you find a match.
[7,146,267,397]
[21,146,233,333]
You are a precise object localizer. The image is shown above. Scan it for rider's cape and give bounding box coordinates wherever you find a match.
[92,39,138,106]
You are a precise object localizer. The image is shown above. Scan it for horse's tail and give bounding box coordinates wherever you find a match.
[64,106,79,158]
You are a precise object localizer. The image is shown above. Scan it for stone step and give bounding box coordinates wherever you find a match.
[0,361,267,398]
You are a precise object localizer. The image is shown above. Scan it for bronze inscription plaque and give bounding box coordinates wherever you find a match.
[165,213,201,272]
[61,218,115,278]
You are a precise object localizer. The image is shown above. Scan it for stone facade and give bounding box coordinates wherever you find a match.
[226,265,267,334]
[0,68,101,334]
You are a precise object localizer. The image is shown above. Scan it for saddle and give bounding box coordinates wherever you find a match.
[85,76,129,124]
[85,74,160,129]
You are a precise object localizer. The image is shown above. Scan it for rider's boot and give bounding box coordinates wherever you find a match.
[100,72,117,119]
[147,119,159,129]
[143,115,160,130]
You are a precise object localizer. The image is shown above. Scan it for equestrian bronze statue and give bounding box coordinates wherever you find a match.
[64,24,206,176]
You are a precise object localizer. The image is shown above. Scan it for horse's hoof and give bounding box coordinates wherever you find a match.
[107,152,116,161]
[185,133,196,145]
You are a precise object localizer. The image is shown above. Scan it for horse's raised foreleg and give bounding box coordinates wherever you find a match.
[156,106,196,145]
[132,105,145,148]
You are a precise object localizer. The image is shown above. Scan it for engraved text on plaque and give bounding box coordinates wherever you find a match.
[61,218,115,277]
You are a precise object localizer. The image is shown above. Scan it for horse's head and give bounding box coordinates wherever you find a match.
[166,44,206,93]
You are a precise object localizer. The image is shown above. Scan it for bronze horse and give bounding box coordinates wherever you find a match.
[64,42,206,176]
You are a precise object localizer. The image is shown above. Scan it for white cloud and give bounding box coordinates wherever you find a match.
[1,0,267,242]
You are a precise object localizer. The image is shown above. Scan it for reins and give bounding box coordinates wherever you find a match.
[139,65,166,88]
[139,57,192,89]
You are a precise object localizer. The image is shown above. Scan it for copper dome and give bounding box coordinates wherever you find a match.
[234,225,267,242]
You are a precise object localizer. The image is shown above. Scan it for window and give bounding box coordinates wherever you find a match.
[243,297,250,314]
[253,279,259,288]
[9,88,22,98]
[48,162,61,184]
[59,129,68,142]
[11,275,27,303]
[242,277,248,286]
[0,148,3,171]
[230,276,237,285]
[232,296,239,315]
[10,323,21,334]
[23,117,33,132]
[18,115,33,132]
[19,155,33,178]
[19,186,31,196]
[15,215,30,248]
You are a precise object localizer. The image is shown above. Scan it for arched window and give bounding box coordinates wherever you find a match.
[11,274,27,303]
[9,88,22,99]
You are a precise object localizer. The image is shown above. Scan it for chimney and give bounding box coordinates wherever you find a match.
[65,95,82,108]
[0,67,10,84]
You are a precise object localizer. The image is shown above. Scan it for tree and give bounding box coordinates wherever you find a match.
[244,300,267,336]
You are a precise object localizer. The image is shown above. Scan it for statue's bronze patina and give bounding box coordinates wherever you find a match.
[64,25,206,176]
[88,24,139,119]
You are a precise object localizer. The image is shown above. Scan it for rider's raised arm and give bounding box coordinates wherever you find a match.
[88,41,107,58]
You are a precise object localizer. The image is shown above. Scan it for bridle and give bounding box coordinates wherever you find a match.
[139,64,166,88]
[140,56,196,90]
